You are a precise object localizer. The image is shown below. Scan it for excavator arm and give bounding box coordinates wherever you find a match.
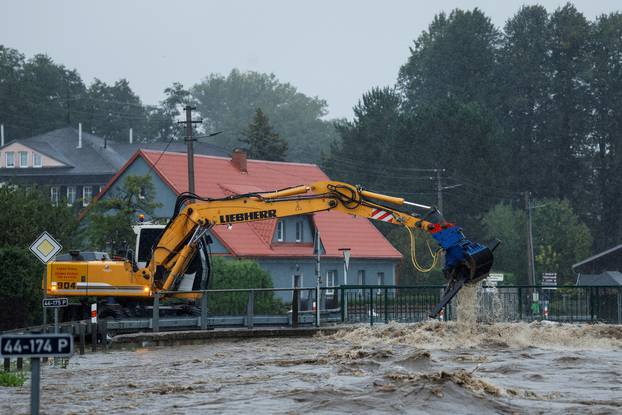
[140,181,495,317]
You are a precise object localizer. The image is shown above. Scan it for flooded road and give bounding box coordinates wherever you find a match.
[1,322,621,414]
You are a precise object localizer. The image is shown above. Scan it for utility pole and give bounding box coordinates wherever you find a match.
[315,229,321,327]
[524,192,536,286]
[178,106,202,194]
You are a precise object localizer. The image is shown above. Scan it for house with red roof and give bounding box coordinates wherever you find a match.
[95,148,402,296]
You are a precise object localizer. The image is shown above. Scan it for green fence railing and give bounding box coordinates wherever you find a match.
[338,285,622,325]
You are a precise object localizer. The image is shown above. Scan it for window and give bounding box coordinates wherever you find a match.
[5,152,14,168]
[82,186,93,207]
[326,270,337,297]
[276,220,284,242]
[18,151,28,167]
[295,221,303,242]
[33,152,42,167]
[50,187,59,206]
[377,272,385,294]
[358,270,366,285]
[377,272,385,286]
[66,186,76,206]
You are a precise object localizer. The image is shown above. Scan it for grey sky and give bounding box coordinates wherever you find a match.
[1,1,619,119]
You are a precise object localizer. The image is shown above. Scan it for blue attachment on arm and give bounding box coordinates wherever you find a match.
[431,226,489,270]
[431,227,465,269]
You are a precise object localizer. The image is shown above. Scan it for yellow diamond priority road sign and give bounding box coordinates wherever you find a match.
[29,232,62,264]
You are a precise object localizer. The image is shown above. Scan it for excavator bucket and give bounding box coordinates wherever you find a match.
[429,237,496,318]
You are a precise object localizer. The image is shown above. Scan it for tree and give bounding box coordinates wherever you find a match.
[0,247,45,330]
[0,185,78,248]
[532,199,593,283]
[323,87,405,192]
[242,108,288,161]
[84,78,147,142]
[497,5,551,195]
[0,185,78,329]
[0,48,89,139]
[590,12,622,250]
[541,5,592,205]
[145,82,195,142]
[482,203,528,284]
[86,175,160,253]
[192,69,339,162]
[398,8,501,111]
[482,199,592,285]
[207,257,284,314]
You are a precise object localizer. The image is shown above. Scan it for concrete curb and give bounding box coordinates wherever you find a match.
[112,326,345,345]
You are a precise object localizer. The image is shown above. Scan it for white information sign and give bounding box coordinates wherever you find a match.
[487,273,504,282]
[29,232,62,264]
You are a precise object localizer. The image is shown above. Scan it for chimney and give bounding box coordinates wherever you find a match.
[1,124,4,147]
[129,128,133,144]
[77,123,82,149]
[231,148,247,173]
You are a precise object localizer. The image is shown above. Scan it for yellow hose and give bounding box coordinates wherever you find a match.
[405,225,442,273]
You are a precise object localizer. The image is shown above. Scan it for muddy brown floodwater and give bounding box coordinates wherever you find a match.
[1,322,621,414]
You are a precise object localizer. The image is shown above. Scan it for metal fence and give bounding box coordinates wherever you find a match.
[339,285,622,325]
[144,284,622,332]
[3,285,620,336]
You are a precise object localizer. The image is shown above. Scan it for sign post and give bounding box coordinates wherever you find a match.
[29,232,63,332]
[1,334,73,415]
[338,248,351,320]
[43,299,68,335]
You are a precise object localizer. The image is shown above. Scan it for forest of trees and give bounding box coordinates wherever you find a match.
[323,4,621,284]
[0,51,338,163]
[1,3,621,286]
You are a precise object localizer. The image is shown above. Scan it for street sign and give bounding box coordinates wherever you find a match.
[1,334,73,414]
[487,273,504,282]
[542,272,557,290]
[339,248,351,272]
[42,298,68,308]
[29,231,62,264]
[0,334,73,358]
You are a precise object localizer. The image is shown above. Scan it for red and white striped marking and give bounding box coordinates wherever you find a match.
[371,209,394,223]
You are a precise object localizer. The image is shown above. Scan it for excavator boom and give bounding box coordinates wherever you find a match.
[140,181,494,316]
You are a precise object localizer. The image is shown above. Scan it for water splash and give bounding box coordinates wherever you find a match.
[329,321,622,350]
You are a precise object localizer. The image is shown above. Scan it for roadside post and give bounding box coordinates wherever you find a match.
[91,303,97,352]
[29,232,63,332]
[42,298,68,366]
[42,298,68,334]
[1,333,73,415]
[338,248,351,320]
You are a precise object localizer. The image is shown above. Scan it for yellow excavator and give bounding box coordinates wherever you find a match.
[45,181,496,317]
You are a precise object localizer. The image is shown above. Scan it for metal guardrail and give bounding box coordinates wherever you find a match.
[149,284,622,332]
[150,287,335,333]
[4,285,621,341]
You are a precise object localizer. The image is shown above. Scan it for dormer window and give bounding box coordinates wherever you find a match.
[33,152,42,167]
[5,152,14,168]
[276,220,284,242]
[19,151,28,168]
